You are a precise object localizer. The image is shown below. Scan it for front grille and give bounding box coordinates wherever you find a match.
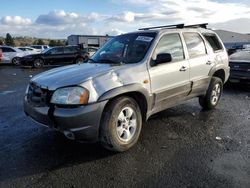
[229,61,250,71]
[27,83,52,107]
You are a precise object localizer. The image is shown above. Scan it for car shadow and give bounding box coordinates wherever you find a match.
[0,129,116,181]
[224,81,250,93]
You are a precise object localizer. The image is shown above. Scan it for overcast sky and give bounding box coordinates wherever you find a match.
[0,0,250,38]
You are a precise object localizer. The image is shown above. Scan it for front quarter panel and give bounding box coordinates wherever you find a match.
[80,63,151,103]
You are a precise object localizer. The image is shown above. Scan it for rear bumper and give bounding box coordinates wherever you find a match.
[24,98,108,142]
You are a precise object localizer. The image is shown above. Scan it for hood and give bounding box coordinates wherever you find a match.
[31,63,121,90]
[230,50,250,62]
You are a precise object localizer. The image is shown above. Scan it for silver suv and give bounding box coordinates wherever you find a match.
[24,24,230,152]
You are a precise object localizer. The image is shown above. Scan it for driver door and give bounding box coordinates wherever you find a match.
[148,33,191,112]
[44,47,64,65]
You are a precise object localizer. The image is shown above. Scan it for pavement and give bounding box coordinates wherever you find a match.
[0,66,250,188]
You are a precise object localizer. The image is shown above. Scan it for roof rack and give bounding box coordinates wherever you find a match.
[138,23,208,30]
[139,24,184,30]
[185,23,208,29]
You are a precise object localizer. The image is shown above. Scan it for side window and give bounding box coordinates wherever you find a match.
[64,46,77,54]
[183,32,206,58]
[2,47,15,52]
[154,33,185,62]
[203,34,223,52]
[50,48,63,55]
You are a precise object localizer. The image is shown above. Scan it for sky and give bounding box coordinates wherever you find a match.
[0,0,250,39]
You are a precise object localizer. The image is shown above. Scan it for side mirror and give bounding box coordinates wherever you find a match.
[152,53,172,66]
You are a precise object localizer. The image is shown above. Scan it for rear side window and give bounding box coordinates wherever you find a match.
[31,46,42,49]
[154,33,185,62]
[203,34,223,52]
[1,47,16,52]
[64,46,78,54]
[183,32,206,58]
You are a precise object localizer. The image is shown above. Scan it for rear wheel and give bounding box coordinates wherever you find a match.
[199,77,223,110]
[100,97,142,152]
[12,57,20,66]
[33,59,44,68]
[75,57,84,64]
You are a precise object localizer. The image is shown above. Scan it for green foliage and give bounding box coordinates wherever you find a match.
[37,39,45,45]
[0,39,4,45]
[49,40,65,47]
[5,33,15,46]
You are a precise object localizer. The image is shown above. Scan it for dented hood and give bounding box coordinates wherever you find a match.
[31,63,120,90]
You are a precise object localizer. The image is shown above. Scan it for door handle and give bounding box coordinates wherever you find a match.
[206,61,212,65]
[179,66,188,72]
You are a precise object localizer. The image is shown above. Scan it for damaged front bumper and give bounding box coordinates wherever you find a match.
[24,98,108,142]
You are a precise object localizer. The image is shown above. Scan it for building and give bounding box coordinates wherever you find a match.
[214,30,250,49]
[67,35,114,48]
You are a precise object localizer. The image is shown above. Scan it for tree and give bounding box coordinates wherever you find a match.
[56,40,64,46]
[0,39,4,45]
[5,33,14,46]
[49,40,57,47]
[37,39,45,45]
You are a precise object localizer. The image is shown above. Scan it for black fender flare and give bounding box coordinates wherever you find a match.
[97,83,154,112]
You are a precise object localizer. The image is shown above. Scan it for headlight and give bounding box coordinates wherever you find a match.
[51,87,89,105]
[25,85,30,94]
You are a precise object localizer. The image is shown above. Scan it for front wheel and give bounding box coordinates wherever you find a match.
[100,97,142,152]
[199,77,223,110]
[12,57,20,66]
[75,57,84,64]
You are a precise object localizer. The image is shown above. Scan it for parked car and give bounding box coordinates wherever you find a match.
[20,46,96,68]
[87,47,98,56]
[24,23,229,152]
[17,47,41,55]
[0,46,26,65]
[0,48,3,62]
[29,45,50,53]
[229,50,250,82]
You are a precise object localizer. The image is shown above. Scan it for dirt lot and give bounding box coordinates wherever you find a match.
[0,66,250,188]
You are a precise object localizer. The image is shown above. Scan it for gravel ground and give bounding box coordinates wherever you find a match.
[0,66,249,188]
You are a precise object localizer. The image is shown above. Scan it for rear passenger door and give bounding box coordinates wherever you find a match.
[149,33,191,112]
[63,46,78,63]
[183,32,213,95]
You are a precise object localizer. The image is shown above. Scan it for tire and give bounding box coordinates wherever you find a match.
[75,57,84,64]
[33,59,44,68]
[100,96,142,152]
[199,77,223,110]
[84,55,89,62]
[12,57,20,66]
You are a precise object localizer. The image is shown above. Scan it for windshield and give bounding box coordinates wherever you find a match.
[42,48,51,54]
[90,32,156,64]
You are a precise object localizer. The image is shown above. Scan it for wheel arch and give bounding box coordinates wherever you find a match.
[98,84,152,122]
[212,69,225,83]
[209,65,227,83]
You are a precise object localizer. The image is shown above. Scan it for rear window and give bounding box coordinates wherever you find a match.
[64,46,78,54]
[31,46,42,49]
[203,34,223,52]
